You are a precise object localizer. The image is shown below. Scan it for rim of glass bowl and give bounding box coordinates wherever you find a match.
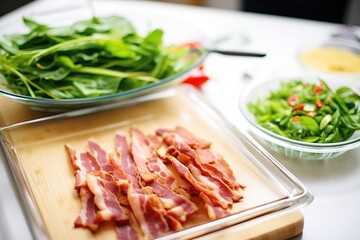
[239,78,360,153]
[297,39,360,78]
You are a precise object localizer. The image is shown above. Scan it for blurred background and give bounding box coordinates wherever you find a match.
[1,0,360,25]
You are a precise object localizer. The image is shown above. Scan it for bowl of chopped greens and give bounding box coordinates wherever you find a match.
[0,9,206,112]
[239,73,360,160]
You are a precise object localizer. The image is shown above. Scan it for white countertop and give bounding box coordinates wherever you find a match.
[0,1,360,239]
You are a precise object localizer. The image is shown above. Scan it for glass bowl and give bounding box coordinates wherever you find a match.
[297,39,360,87]
[238,73,360,160]
[0,1,207,112]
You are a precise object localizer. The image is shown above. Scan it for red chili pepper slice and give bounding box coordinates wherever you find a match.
[314,84,323,95]
[288,94,299,107]
[315,99,323,108]
[294,104,305,110]
[182,64,209,89]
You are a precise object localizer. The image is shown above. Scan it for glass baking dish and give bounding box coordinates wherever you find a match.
[0,85,313,240]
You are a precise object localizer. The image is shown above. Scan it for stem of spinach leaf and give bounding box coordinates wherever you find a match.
[5,65,57,99]
[5,65,35,97]
[72,67,160,82]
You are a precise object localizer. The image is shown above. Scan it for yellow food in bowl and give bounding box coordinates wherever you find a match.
[300,47,360,73]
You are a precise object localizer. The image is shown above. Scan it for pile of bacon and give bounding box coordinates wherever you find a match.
[66,126,245,239]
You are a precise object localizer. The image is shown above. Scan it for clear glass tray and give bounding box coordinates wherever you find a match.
[0,85,313,240]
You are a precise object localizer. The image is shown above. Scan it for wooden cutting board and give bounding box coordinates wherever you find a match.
[0,95,304,240]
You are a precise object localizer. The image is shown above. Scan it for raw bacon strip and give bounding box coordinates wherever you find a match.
[174,142,242,203]
[103,156,143,239]
[187,164,235,205]
[148,180,198,222]
[109,156,132,194]
[167,155,231,209]
[74,186,99,231]
[86,174,128,223]
[130,129,157,183]
[147,157,191,199]
[131,128,198,221]
[66,144,100,190]
[127,185,169,239]
[66,144,80,170]
[115,134,136,175]
[199,192,230,220]
[134,130,191,198]
[113,134,171,238]
[95,170,120,195]
[89,137,142,240]
[174,126,211,148]
[88,139,112,172]
[108,153,133,199]
[156,126,211,149]
[146,134,163,151]
[114,134,144,191]
[131,129,186,191]
[115,210,143,240]
[164,214,183,231]
[77,152,99,189]
[193,147,215,164]
[66,144,101,231]
[143,132,190,195]
[195,148,245,190]
[115,223,139,240]
[147,158,176,189]
[157,127,245,192]
[95,170,130,207]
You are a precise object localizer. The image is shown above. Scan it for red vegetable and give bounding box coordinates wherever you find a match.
[182,64,209,89]
[315,99,323,108]
[313,82,324,95]
[294,104,305,110]
[288,94,299,107]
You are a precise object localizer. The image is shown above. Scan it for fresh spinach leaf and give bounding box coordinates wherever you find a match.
[0,15,203,101]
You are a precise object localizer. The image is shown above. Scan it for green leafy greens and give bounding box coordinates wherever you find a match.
[0,16,201,99]
[248,80,360,143]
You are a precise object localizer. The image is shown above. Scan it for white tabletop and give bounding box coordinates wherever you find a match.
[0,1,360,239]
